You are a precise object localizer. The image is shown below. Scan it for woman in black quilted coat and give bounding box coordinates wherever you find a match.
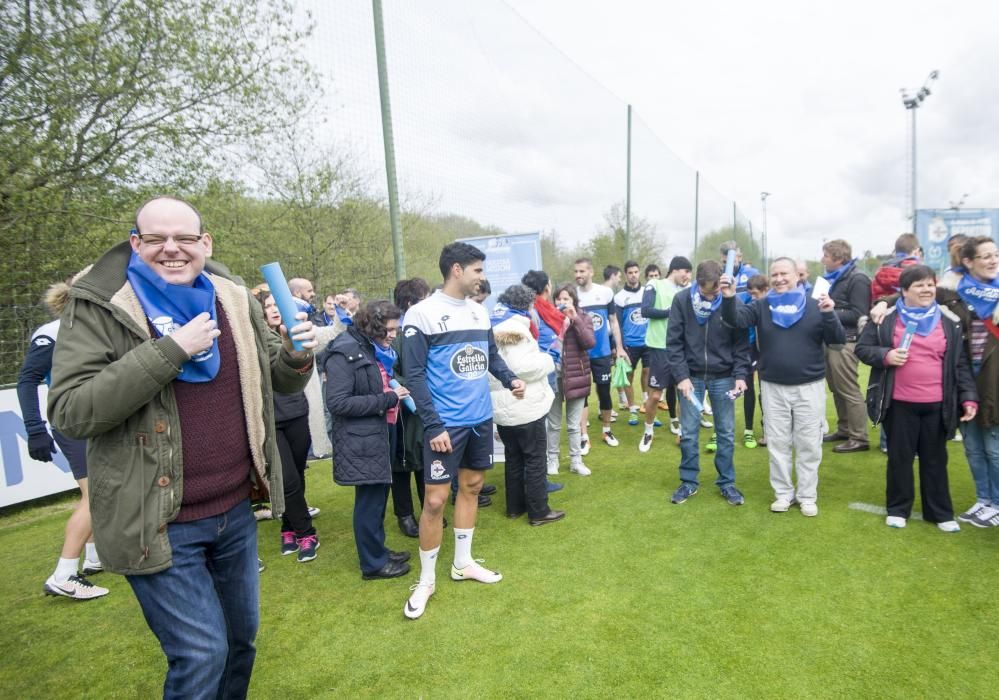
[325,300,413,579]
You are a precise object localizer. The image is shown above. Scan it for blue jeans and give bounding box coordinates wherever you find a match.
[679,376,736,488]
[960,420,999,505]
[127,499,259,700]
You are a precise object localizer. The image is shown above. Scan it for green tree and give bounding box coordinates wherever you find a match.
[691,226,762,269]
[575,202,665,273]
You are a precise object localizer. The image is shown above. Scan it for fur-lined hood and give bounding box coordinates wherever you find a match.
[493,315,533,346]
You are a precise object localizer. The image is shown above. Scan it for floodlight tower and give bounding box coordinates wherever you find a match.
[901,70,939,233]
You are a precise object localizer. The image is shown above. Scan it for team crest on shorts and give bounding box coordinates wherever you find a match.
[430,459,447,480]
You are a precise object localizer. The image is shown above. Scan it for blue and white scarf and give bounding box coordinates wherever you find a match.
[126,252,220,383]
[956,273,999,321]
[690,287,722,325]
[895,299,941,336]
[766,288,807,328]
[822,259,857,292]
[490,303,530,327]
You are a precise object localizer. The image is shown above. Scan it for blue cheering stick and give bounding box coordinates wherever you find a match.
[388,378,417,412]
[687,390,704,413]
[260,262,306,351]
[724,249,737,280]
[899,321,918,351]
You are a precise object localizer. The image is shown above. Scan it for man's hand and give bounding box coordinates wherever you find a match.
[281,311,318,358]
[869,301,890,325]
[885,348,908,367]
[676,378,694,399]
[430,430,453,453]
[510,379,526,399]
[392,383,411,399]
[733,379,748,394]
[961,403,978,422]
[171,312,220,357]
[615,347,629,362]
[719,274,736,298]
[28,431,57,462]
[334,293,350,309]
[817,294,835,312]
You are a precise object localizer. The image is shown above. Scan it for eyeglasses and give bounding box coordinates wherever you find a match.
[973,252,999,261]
[136,233,205,247]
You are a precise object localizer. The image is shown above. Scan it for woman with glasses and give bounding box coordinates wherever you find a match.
[871,236,999,528]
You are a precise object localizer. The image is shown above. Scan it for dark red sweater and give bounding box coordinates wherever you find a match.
[172,304,252,522]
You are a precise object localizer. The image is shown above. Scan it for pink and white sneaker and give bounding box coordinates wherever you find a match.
[450,559,502,584]
[404,581,435,620]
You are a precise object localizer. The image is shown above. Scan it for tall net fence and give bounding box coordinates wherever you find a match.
[1,0,757,384]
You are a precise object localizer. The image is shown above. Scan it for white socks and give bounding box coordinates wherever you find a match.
[84,542,100,564]
[453,527,474,569]
[418,546,440,586]
[53,557,79,583]
[602,426,611,434]
[644,422,654,436]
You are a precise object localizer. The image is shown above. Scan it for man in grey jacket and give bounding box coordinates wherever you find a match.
[49,196,317,699]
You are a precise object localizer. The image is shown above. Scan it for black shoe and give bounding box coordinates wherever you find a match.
[397,515,419,538]
[480,483,497,496]
[362,559,411,580]
[529,510,566,527]
[823,431,849,443]
[388,550,411,564]
[506,511,526,519]
[832,439,870,453]
[478,493,492,507]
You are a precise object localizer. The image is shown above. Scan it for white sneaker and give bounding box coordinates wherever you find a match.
[601,430,620,447]
[971,505,999,528]
[638,432,653,453]
[703,403,713,416]
[44,574,109,600]
[580,437,590,456]
[308,506,321,518]
[886,516,907,528]
[958,502,987,523]
[570,461,592,476]
[403,581,435,620]
[546,457,559,476]
[669,418,681,435]
[770,497,792,513]
[800,502,818,517]
[451,559,502,584]
[610,410,618,423]
[700,416,714,429]
[937,520,960,532]
[81,559,103,576]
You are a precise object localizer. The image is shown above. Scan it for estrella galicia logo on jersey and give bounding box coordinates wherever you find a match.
[629,308,648,325]
[589,312,604,330]
[450,344,488,380]
[430,459,447,480]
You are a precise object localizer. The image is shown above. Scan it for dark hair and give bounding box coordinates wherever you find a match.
[695,260,722,288]
[960,236,996,266]
[354,300,402,341]
[747,274,769,292]
[498,284,535,311]
[439,242,485,280]
[644,263,660,278]
[134,195,204,235]
[574,257,593,268]
[894,233,920,255]
[899,264,937,290]
[476,279,491,297]
[623,260,640,272]
[393,277,430,312]
[521,269,550,295]
[667,256,692,274]
[603,265,621,281]
[948,234,968,267]
[554,283,579,306]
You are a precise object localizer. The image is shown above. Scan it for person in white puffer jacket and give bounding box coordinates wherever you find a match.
[488,285,566,526]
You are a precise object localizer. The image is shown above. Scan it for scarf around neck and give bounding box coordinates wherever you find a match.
[690,287,722,325]
[766,287,807,328]
[895,300,941,336]
[957,273,999,321]
[370,338,397,376]
[823,259,857,291]
[126,252,219,383]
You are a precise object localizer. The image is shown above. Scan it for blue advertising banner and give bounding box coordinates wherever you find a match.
[456,232,543,312]
[916,209,999,274]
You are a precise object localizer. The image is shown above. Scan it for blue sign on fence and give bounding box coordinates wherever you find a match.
[456,232,543,312]
[916,209,999,274]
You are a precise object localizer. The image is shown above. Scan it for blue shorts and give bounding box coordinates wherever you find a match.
[52,428,87,480]
[423,420,494,485]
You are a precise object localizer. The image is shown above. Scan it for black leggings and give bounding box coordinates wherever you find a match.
[390,470,425,518]
[743,372,764,431]
[595,382,612,412]
[665,383,677,419]
[276,415,315,537]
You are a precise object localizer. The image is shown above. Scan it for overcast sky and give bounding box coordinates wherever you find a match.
[305,0,998,263]
[501,0,999,260]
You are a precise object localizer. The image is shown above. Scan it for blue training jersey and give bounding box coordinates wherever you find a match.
[402,291,516,434]
[614,285,647,348]
[577,284,615,359]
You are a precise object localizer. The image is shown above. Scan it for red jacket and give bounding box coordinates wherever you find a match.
[871,255,919,302]
[561,312,596,400]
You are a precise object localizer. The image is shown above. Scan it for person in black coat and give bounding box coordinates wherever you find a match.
[856,265,978,531]
[325,300,412,579]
